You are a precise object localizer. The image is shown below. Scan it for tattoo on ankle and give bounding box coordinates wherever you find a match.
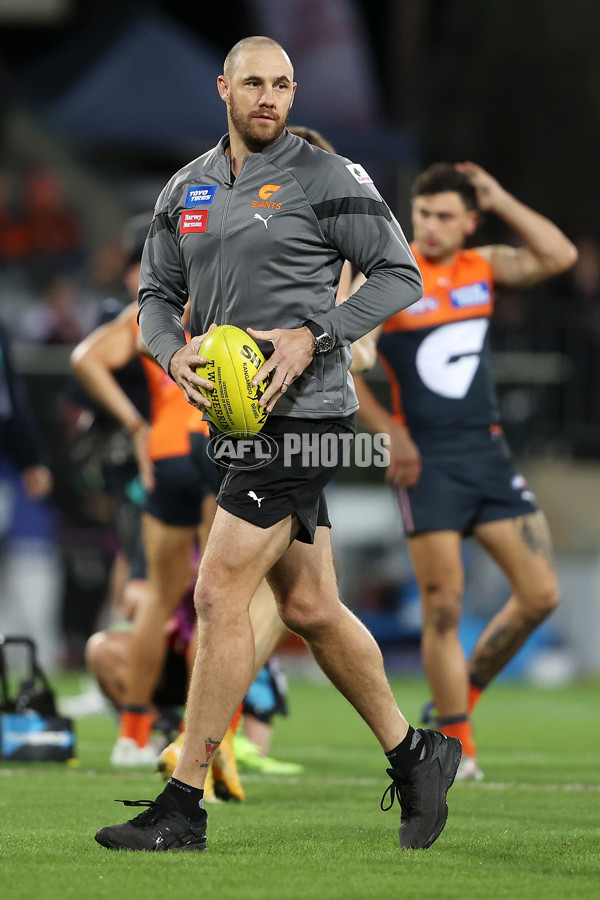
[204,738,220,766]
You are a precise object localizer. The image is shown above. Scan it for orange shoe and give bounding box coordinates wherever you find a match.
[212,727,245,802]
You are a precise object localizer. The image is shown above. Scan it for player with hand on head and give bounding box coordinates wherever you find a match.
[354,161,577,780]
[95,35,462,854]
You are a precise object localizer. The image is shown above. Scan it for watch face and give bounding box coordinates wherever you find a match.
[314,333,334,354]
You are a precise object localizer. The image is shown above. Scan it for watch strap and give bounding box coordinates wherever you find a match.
[303,319,326,340]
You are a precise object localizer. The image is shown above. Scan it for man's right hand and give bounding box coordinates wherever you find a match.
[168,324,217,411]
[386,422,422,489]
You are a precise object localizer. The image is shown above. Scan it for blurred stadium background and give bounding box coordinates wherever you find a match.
[0,0,599,684]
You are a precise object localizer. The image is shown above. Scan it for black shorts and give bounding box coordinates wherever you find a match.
[397,433,538,537]
[189,432,222,495]
[214,415,355,544]
[153,648,188,707]
[145,442,219,527]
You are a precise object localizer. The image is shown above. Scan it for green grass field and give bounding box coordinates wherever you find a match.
[1,674,598,900]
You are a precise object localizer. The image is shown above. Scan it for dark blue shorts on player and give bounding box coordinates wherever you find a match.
[214,415,355,544]
[145,434,221,526]
[397,430,538,536]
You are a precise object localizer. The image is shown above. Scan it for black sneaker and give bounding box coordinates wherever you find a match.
[381,728,462,850]
[94,795,207,852]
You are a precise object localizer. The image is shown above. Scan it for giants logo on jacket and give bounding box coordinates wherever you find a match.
[251,184,282,210]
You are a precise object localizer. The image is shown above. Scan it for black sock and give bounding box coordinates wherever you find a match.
[438,713,467,727]
[161,777,205,821]
[385,726,423,773]
[121,704,150,714]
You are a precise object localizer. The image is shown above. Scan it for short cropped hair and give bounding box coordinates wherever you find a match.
[412,163,478,211]
[224,36,291,78]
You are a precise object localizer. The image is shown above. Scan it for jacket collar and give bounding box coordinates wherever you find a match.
[208,129,295,178]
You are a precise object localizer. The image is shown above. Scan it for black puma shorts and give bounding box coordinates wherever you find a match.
[213,415,355,544]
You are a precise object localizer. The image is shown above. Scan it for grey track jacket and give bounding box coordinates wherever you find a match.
[138,129,422,420]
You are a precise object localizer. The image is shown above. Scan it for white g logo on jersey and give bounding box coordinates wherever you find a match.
[415,319,489,399]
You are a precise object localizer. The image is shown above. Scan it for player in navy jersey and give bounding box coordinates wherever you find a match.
[356,161,577,779]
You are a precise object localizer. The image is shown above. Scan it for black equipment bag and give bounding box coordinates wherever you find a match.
[0,635,76,762]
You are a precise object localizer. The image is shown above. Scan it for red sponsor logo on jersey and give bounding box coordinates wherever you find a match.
[180,210,208,233]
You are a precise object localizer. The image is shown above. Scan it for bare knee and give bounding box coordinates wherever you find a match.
[517,576,560,624]
[194,580,244,627]
[85,631,127,686]
[278,592,336,639]
[422,584,462,635]
[194,582,221,622]
[85,631,111,676]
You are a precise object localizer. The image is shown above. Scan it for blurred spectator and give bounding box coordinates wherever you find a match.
[0,319,60,669]
[84,237,130,306]
[0,166,84,280]
[0,320,53,498]
[23,167,83,266]
[50,219,152,665]
[19,274,92,344]
[0,169,29,265]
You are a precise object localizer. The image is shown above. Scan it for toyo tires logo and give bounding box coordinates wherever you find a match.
[207,431,279,470]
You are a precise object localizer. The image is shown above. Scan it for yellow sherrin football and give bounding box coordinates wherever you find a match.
[197,325,270,435]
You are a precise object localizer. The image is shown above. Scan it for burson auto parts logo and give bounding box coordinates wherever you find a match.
[207,432,279,470]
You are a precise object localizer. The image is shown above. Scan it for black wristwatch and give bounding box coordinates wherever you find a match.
[303,319,334,355]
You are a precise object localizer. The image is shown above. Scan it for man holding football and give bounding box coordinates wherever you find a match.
[96,35,462,854]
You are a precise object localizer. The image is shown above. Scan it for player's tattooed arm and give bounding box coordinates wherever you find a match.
[198,738,221,769]
[519,512,554,564]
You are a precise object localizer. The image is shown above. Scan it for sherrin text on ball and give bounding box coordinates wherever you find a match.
[197,325,270,435]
